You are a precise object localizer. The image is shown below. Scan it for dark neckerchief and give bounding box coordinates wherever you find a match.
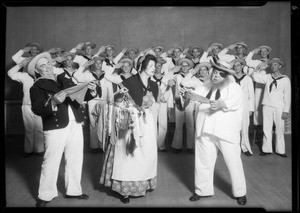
[105,57,115,67]
[234,74,247,85]
[269,75,285,92]
[63,68,75,78]
[172,58,176,66]
[81,54,92,61]
[153,75,163,85]
[92,71,105,81]
[206,88,220,100]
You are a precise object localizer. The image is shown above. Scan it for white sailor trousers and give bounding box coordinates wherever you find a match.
[88,98,102,149]
[172,102,195,149]
[262,105,285,154]
[21,104,44,153]
[195,134,247,197]
[240,110,253,154]
[38,120,84,201]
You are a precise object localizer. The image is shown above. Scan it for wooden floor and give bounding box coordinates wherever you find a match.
[4,125,292,210]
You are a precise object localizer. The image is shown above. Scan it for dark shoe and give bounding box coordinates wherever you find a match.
[24,152,34,158]
[36,199,48,207]
[276,153,287,158]
[147,189,154,193]
[236,196,247,205]
[34,151,45,157]
[189,193,211,201]
[120,196,130,204]
[244,151,252,156]
[159,148,167,152]
[172,148,182,153]
[187,149,195,154]
[65,194,89,200]
[259,152,272,156]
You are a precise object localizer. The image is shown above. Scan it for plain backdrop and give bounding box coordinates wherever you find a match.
[4,2,291,100]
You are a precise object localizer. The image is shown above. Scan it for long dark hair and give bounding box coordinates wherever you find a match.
[140,54,157,71]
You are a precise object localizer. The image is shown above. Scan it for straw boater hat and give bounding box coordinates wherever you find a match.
[267,58,285,67]
[25,42,43,51]
[210,58,236,75]
[177,58,194,68]
[118,57,134,67]
[197,62,212,70]
[82,42,96,50]
[93,56,106,63]
[22,42,43,57]
[234,41,248,49]
[56,47,66,53]
[48,47,58,54]
[61,52,76,61]
[258,45,272,54]
[27,52,52,76]
[152,45,165,52]
[172,45,184,52]
[209,42,224,49]
[188,45,204,56]
[230,58,246,67]
[126,47,139,55]
[105,44,116,50]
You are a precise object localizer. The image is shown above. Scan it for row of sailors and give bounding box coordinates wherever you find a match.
[7,41,290,157]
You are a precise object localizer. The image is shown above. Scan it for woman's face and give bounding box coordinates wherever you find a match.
[122,62,132,74]
[233,62,243,73]
[30,46,39,56]
[106,47,114,57]
[199,66,209,78]
[128,51,136,59]
[235,45,245,54]
[192,49,200,58]
[260,48,269,58]
[144,60,156,77]
[93,59,103,70]
[173,48,182,58]
[212,46,220,55]
[65,55,73,67]
[181,62,190,74]
[85,46,93,55]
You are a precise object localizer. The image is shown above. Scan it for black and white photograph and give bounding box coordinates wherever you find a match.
[2,1,299,211]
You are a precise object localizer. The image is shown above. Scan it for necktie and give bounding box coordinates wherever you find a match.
[206,88,220,100]
[92,72,104,97]
[269,76,284,92]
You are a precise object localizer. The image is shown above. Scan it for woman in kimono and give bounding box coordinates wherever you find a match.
[100,54,159,204]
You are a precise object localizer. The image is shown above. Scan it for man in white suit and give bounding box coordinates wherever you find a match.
[187,58,247,205]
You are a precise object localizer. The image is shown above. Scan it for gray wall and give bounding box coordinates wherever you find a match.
[5,3,291,100]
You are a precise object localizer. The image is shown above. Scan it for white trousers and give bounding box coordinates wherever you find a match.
[240,111,253,154]
[262,105,285,154]
[194,134,246,197]
[88,99,102,149]
[151,102,168,150]
[253,87,264,126]
[21,105,44,153]
[171,102,195,149]
[38,121,84,201]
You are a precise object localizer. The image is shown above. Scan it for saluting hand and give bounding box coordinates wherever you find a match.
[227,43,237,50]
[23,46,32,53]
[18,57,32,67]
